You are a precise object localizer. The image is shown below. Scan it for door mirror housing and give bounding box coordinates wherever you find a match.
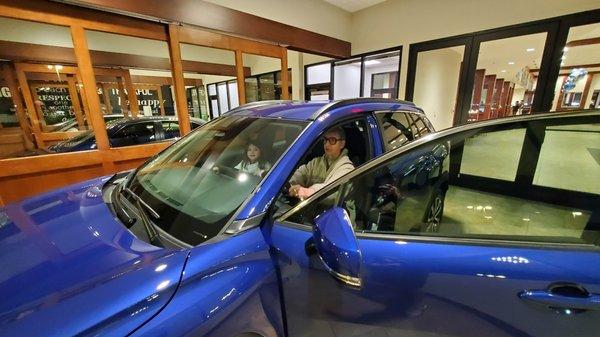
[313,206,362,288]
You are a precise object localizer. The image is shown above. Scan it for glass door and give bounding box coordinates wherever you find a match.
[406,38,471,130]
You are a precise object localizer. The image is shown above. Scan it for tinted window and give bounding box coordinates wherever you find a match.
[111,122,156,146]
[375,111,414,152]
[408,114,431,139]
[285,115,600,245]
[161,121,180,139]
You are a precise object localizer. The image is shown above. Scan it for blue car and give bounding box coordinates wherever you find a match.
[1,99,598,337]
[48,116,205,152]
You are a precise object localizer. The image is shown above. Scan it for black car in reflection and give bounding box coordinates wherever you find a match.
[49,116,205,152]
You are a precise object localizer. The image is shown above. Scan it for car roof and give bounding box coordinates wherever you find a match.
[226,98,422,121]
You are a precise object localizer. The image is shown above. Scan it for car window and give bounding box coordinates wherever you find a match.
[283,115,600,246]
[374,111,414,152]
[111,122,156,146]
[126,116,307,246]
[273,118,370,215]
[161,121,180,139]
[407,113,431,139]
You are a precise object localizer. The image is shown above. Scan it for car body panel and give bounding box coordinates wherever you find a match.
[0,177,188,336]
[132,227,283,337]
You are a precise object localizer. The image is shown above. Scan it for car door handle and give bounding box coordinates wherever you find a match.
[519,283,600,313]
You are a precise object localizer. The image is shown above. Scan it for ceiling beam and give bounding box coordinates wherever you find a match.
[566,37,600,48]
[0,41,251,76]
[61,0,351,58]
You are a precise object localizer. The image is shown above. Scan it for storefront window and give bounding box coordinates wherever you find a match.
[333,58,361,99]
[550,22,600,111]
[470,32,547,121]
[362,51,400,98]
[0,17,97,159]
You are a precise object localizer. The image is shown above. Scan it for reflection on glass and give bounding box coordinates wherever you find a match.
[533,124,600,194]
[362,51,400,98]
[551,22,600,111]
[460,128,526,181]
[471,32,547,121]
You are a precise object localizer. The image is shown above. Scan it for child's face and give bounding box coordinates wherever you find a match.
[247,144,261,162]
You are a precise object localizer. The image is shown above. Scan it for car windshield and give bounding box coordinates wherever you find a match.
[125,115,307,245]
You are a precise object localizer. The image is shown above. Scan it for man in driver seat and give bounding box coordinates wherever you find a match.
[289,127,355,200]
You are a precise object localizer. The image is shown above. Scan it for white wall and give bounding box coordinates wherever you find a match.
[204,0,352,41]
[412,47,463,130]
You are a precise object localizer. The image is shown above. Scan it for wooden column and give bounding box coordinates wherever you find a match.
[167,24,191,135]
[123,71,140,117]
[70,25,109,151]
[14,63,44,147]
[116,76,129,117]
[1,63,34,149]
[67,75,85,128]
[580,74,593,109]
[157,85,166,116]
[471,69,485,110]
[482,75,496,120]
[556,76,567,111]
[280,47,289,100]
[99,83,113,115]
[235,50,246,105]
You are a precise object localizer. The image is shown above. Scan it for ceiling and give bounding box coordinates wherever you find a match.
[323,0,387,12]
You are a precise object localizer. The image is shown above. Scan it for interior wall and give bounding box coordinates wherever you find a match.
[204,0,352,41]
[350,0,600,100]
[412,48,463,130]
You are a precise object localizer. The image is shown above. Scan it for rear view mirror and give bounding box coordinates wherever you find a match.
[313,207,362,288]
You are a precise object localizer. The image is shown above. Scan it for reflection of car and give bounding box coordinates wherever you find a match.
[48,116,205,152]
[49,114,125,132]
[0,98,448,336]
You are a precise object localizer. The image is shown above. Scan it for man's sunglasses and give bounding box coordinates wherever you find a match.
[323,136,344,145]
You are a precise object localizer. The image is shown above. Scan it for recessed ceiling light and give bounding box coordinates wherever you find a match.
[563,47,569,52]
[561,55,567,60]
[508,61,515,65]
[526,48,535,52]
[364,60,381,66]
[501,70,506,73]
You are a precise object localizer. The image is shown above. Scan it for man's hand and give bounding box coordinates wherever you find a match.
[297,186,315,200]
[289,184,302,197]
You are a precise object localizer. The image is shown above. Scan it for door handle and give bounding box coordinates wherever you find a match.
[519,283,600,314]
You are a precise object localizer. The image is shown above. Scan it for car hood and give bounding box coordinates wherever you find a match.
[0,177,189,336]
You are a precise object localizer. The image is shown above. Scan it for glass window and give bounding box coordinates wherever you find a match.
[244,77,258,103]
[362,51,400,98]
[374,111,414,152]
[0,17,98,159]
[161,121,180,139]
[413,46,465,130]
[550,22,600,112]
[306,63,331,85]
[471,32,547,121]
[459,128,526,181]
[111,122,156,147]
[217,82,229,113]
[228,81,239,109]
[333,58,361,99]
[408,114,431,139]
[533,123,600,194]
[285,116,600,245]
[124,116,307,245]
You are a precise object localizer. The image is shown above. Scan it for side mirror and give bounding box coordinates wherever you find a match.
[312,207,362,288]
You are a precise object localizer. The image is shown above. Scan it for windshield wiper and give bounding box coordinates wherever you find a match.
[121,187,164,247]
